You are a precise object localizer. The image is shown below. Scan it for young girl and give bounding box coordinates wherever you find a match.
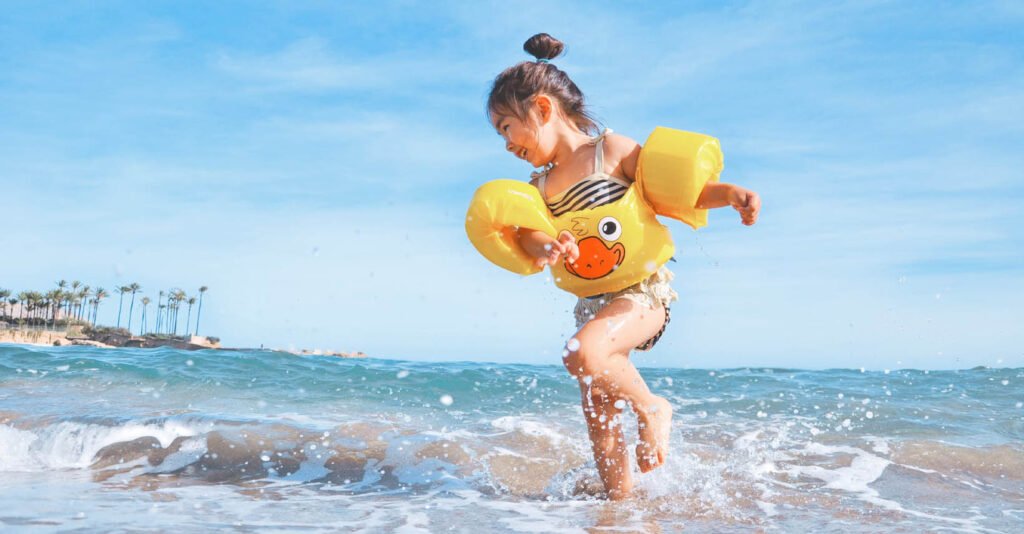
[485,33,760,500]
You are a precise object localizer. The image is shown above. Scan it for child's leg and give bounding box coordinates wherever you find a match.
[563,298,674,495]
[580,384,631,499]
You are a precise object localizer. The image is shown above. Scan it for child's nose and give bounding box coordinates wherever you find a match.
[505,141,516,152]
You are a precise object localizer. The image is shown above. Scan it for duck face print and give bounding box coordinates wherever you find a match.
[563,216,626,280]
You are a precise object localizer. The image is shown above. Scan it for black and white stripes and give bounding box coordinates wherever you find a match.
[547,177,629,216]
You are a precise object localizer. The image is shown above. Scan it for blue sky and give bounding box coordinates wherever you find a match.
[2,1,1022,369]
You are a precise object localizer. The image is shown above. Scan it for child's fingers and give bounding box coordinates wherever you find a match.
[556,231,579,262]
[566,242,580,263]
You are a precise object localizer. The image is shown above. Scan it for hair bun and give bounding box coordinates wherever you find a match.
[523,33,564,61]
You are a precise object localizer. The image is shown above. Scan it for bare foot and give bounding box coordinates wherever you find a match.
[635,396,673,473]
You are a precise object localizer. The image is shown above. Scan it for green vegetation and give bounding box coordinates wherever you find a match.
[0,281,211,341]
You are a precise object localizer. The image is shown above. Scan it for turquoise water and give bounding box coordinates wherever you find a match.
[1,344,1022,532]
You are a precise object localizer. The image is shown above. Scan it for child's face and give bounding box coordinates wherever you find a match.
[491,97,556,168]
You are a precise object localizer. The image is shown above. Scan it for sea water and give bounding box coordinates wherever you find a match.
[1,344,1021,532]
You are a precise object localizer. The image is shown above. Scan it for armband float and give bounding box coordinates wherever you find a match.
[465,127,722,298]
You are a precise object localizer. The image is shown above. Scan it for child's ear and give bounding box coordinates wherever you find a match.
[533,94,553,124]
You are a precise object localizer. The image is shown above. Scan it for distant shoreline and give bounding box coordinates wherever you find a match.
[0,328,366,358]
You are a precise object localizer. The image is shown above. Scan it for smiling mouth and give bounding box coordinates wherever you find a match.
[518,148,528,160]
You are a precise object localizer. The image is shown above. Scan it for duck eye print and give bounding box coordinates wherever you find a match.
[597,216,622,241]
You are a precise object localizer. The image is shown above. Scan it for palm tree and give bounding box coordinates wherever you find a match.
[115,286,129,328]
[0,288,10,320]
[26,291,41,328]
[194,286,208,336]
[155,290,165,334]
[126,283,141,332]
[69,281,81,320]
[174,289,187,335]
[77,286,90,321]
[184,296,197,337]
[140,297,150,335]
[55,280,67,321]
[45,289,61,330]
[167,291,177,335]
[17,291,28,323]
[7,297,17,324]
[92,287,108,326]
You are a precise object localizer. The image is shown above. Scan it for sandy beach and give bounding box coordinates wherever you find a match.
[0,328,108,348]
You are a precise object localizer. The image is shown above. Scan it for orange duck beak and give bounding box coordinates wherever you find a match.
[564,237,625,280]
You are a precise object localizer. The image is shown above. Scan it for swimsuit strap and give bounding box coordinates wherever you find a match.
[535,172,548,201]
[533,128,612,202]
[591,128,612,175]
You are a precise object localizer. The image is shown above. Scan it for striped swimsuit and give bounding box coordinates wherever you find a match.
[534,130,672,352]
[534,131,630,216]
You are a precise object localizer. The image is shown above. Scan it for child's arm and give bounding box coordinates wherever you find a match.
[517,228,580,268]
[696,182,761,226]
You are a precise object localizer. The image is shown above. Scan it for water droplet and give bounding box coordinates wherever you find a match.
[614,399,626,409]
[866,411,874,419]
[439,394,453,406]
[261,455,271,462]
[185,360,194,366]
[396,370,410,379]
[566,338,580,352]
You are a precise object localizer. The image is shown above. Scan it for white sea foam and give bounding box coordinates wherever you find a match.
[0,420,206,472]
[490,416,567,445]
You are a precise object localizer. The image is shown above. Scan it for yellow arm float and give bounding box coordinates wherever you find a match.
[636,126,723,229]
[465,179,557,276]
[466,127,723,296]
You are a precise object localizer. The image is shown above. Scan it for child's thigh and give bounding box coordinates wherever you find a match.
[573,298,666,357]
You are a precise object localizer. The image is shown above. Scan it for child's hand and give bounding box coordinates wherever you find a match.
[519,228,578,269]
[728,187,761,226]
[556,230,579,264]
[532,230,579,268]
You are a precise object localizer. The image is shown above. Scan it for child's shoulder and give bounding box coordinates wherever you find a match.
[602,131,642,178]
[603,131,641,153]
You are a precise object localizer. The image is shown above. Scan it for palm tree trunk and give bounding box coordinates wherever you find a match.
[116,293,125,328]
[127,292,137,332]
[195,293,204,336]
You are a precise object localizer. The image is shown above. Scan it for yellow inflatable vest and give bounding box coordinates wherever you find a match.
[466,127,722,298]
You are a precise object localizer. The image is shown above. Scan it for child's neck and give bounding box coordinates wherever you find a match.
[548,124,595,168]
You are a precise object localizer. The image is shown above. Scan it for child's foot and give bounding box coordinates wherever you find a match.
[635,396,673,473]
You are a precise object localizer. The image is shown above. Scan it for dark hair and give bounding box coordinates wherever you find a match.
[487,33,599,135]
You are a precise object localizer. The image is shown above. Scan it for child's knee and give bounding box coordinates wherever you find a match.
[561,336,608,380]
